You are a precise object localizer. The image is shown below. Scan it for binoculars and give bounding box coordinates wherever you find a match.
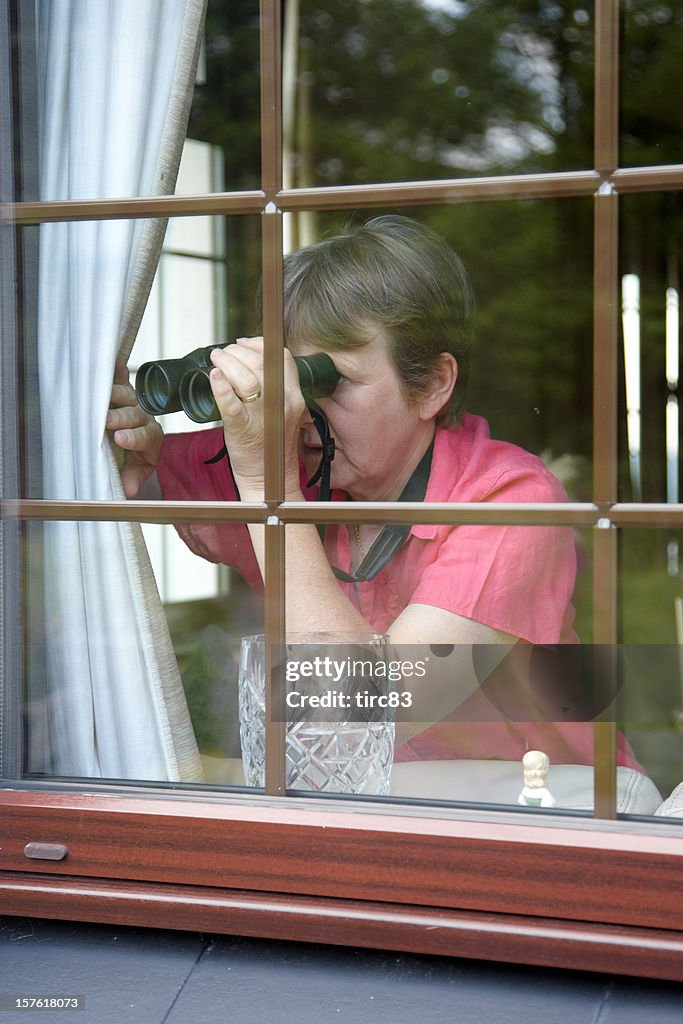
[135,343,340,423]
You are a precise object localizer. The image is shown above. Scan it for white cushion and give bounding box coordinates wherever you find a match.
[655,781,683,817]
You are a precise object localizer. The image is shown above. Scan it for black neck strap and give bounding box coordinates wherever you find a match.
[205,400,433,584]
[303,397,336,502]
[330,435,434,584]
[204,394,336,501]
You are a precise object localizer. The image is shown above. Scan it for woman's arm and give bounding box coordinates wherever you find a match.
[208,338,374,633]
[388,603,517,744]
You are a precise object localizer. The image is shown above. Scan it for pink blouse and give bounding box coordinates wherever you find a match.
[157,414,642,770]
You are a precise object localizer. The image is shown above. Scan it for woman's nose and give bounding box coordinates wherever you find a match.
[299,404,314,428]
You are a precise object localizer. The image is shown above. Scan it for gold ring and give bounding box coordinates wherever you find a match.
[238,389,261,404]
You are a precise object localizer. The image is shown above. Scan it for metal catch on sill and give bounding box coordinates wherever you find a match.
[23,842,68,861]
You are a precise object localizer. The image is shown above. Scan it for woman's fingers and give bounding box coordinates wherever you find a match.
[120,460,155,499]
[208,363,248,418]
[108,372,143,435]
[106,400,147,432]
[112,420,159,450]
[113,360,130,386]
[109,380,137,409]
[234,336,263,351]
[107,362,164,497]
[209,343,263,415]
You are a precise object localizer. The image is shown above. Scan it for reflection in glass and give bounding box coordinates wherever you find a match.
[163,557,263,784]
[292,518,664,814]
[621,1,683,168]
[186,0,261,191]
[17,501,669,818]
[619,529,683,801]
[286,0,593,188]
[619,194,682,502]
[22,520,262,785]
[22,517,202,783]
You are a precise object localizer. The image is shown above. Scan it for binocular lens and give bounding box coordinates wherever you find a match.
[135,364,180,416]
[178,369,219,423]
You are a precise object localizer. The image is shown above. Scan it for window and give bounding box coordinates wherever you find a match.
[1,0,683,981]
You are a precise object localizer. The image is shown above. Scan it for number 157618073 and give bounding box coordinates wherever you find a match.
[0,996,84,1011]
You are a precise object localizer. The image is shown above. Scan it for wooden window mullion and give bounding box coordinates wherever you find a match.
[592,0,621,818]
[260,0,287,795]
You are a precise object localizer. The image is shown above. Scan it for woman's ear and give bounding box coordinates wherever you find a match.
[418,352,458,420]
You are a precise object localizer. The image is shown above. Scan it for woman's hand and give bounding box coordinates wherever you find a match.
[106,362,164,498]
[208,338,306,499]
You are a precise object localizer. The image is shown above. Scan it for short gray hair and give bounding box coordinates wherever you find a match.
[283,215,474,425]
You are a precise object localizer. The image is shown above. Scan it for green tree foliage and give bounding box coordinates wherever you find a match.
[621,0,683,168]
[295,0,593,184]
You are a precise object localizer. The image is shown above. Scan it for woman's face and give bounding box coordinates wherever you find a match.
[292,327,436,502]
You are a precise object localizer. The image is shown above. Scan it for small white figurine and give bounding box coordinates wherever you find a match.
[517,749,557,808]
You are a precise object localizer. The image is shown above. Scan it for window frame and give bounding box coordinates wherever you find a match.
[2,0,683,980]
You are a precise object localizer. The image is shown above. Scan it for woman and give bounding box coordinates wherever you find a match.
[108,215,641,768]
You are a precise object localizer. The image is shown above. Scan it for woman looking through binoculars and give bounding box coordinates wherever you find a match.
[107,215,641,768]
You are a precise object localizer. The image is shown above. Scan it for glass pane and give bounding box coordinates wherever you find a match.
[619,529,683,809]
[620,1,683,168]
[287,200,594,474]
[289,0,594,188]
[18,508,606,811]
[22,520,262,785]
[156,205,594,807]
[18,215,262,500]
[10,498,669,820]
[185,0,261,192]
[618,192,683,502]
[13,1,260,203]
[249,522,621,812]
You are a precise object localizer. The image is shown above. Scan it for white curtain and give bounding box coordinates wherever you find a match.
[32,0,206,780]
